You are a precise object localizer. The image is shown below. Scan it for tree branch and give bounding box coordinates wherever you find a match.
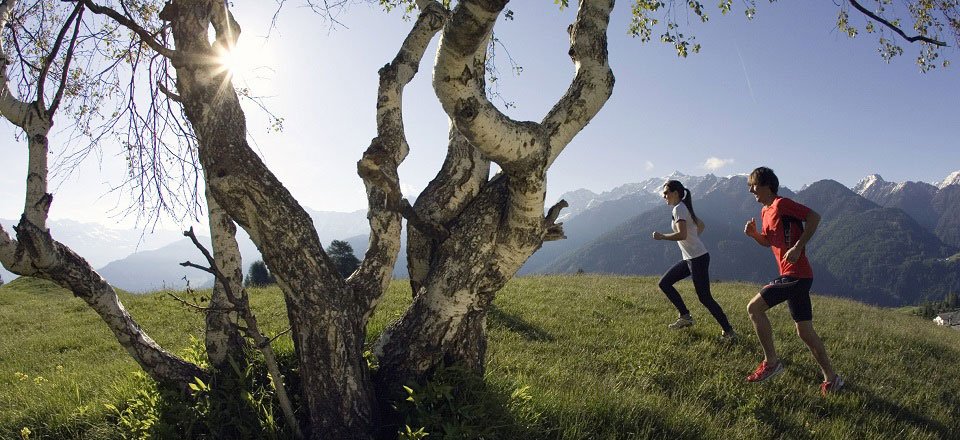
[49,5,85,116]
[37,2,83,110]
[543,199,569,242]
[165,291,210,311]
[157,81,183,102]
[350,0,448,307]
[543,0,616,166]
[398,198,449,240]
[848,0,948,46]
[433,0,542,171]
[79,0,180,60]
[179,227,303,439]
[0,0,33,127]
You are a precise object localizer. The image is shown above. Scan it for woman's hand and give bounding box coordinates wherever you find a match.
[652,231,664,240]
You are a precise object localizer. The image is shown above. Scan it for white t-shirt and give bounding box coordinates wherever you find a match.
[672,203,708,260]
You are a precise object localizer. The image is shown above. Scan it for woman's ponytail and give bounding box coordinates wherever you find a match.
[682,188,700,225]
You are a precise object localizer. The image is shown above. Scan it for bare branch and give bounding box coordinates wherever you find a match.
[179,260,217,275]
[543,199,569,242]
[79,0,179,60]
[544,199,569,225]
[49,5,85,115]
[37,2,83,110]
[848,0,948,46]
[157,81,182,102]
[179,226,302,439]
[165,291,209,311]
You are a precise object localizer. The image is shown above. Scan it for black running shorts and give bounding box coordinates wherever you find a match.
[759,276,814,322]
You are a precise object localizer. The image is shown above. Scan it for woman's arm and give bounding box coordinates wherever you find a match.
[653,220,688,241]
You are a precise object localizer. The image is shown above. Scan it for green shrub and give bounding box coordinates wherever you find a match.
[390,365,544,440]
[105,338,297,440]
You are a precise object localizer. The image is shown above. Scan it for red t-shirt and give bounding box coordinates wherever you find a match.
[760,196,814,278]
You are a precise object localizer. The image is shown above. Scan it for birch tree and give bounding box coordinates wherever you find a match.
[0,0,206,387]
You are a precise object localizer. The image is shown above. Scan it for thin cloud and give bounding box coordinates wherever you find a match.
[702,157,735,171]
[644,161,654,171]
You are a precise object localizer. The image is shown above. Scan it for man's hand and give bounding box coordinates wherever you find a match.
[744,218,758,237]
[652,231,663,240]
[783,246,803,263]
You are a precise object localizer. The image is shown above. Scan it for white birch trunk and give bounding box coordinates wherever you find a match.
[204,186,248,369]
[0,0,204,390]
[377,0,615,384]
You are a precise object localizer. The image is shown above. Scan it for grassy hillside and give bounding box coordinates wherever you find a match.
[2,276,959,439]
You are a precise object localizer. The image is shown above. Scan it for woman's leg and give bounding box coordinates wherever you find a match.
[658,260,691,315]
[689,254,733,332]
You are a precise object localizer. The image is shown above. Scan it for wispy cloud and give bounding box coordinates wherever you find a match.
[735,43,756,104]
[702,157,735,171]
[644,161,654,171]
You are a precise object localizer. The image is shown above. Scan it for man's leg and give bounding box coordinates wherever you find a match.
[795,321,836,382]
[747,294,778,365]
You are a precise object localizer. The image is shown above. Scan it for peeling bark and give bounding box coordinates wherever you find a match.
[0,219,205,389]
[66,0,614,436]
[204,187,248,369]
[0,0,203,392]
[352,0,449,318]
[377,0,615,385]
[148,1,452,436]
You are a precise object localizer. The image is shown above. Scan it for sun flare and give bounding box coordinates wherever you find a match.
[213,43,252,78]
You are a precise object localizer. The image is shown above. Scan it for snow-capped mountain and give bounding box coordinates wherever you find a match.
[556,172,720,222]
[855,171,960,200]
[853,174,938,204]
[0,207,373,290]
[853,171,960,246]
[939,171,960,189]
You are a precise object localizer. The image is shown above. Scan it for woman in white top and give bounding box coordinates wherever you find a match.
[652,180,735,339]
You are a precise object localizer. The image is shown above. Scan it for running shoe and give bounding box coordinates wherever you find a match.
[820,375,845,396]
[719,330,738,342]
[667,315,694,330]
[746,360,784,383]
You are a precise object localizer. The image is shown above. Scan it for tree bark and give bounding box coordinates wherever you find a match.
[203,186,248,370]
[377,0,615,385]
[0,0,204,391]
[149,1,447,436]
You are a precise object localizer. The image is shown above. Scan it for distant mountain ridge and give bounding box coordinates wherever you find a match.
[533,171,960,306]
[1,208,372,292]
[853,173,960,247]
[3,171,958,302]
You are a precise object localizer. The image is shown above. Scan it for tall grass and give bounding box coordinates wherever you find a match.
[1,275,958,439]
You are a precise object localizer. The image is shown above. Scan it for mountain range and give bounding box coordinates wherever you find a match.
[0,208,370,292]
[533,171,960,306]
[2,172,958,305]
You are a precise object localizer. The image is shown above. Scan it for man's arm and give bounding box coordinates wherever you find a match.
[783,210,820,263]
[744,217,770,247]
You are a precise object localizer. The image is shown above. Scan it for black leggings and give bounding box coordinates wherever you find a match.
[658,253,733,332]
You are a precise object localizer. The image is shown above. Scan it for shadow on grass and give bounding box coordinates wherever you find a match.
[852,384,954,437]
[489,305,555,342]
[540,402,703,440]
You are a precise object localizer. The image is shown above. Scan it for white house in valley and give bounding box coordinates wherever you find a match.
[933,311,960,330]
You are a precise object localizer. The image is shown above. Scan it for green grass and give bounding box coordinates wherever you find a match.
[2,275,959,439]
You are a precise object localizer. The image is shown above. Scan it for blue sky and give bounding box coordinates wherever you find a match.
[1,1,958,228]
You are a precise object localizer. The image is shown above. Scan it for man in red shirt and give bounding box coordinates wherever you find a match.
[742,167,843,396]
